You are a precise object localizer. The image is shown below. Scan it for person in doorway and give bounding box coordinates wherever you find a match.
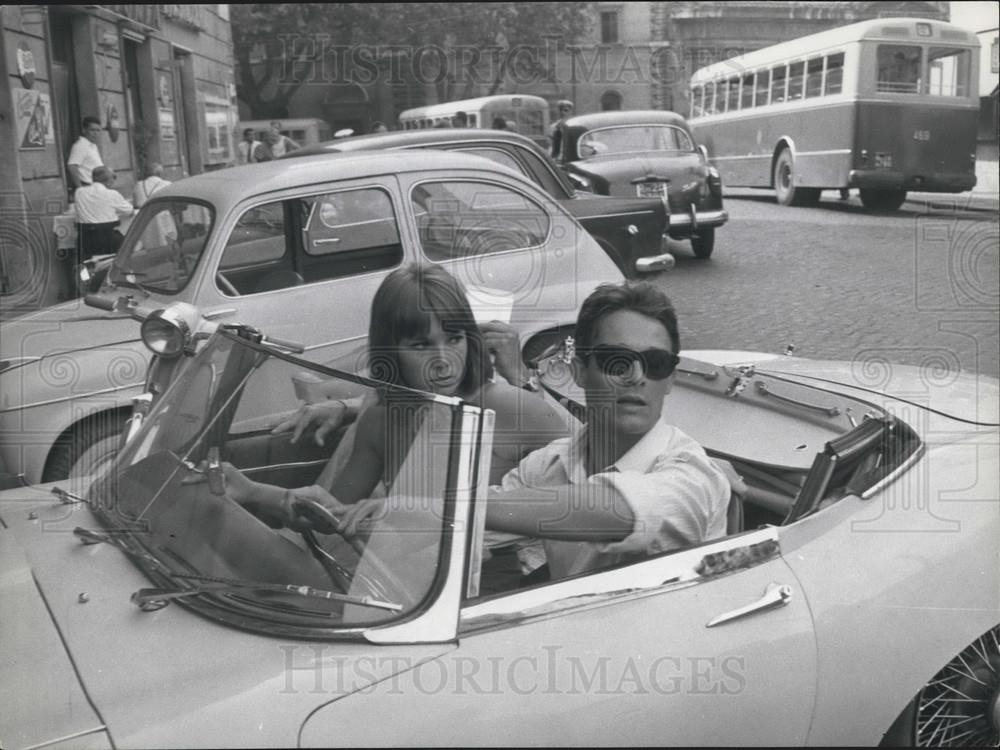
[67,116,104,190]
[550,100,573,158]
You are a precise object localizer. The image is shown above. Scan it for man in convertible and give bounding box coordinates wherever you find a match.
[484,281,732,579]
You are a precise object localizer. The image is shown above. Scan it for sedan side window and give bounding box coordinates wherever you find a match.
[411,181,549,262]
[218,188,402,297]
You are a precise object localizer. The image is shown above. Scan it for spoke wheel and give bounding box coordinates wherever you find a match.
[884,626,1000,747]
[915,626,1000,747]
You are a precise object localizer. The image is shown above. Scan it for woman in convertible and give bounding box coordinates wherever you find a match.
[214,263,574,589]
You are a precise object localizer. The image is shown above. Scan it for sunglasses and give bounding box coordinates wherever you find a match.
[580,345,679,380]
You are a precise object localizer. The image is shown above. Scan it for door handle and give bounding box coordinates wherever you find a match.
[706,582,793,628]
[313,237,341,245]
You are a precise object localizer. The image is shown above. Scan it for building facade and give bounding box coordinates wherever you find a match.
[0,4,238,311]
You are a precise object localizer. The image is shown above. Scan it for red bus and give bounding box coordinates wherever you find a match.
[688,17,980,211]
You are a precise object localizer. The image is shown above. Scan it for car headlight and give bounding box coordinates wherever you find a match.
[140,303,201,358]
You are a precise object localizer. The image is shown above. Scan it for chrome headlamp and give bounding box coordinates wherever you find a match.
[140,303,202,358]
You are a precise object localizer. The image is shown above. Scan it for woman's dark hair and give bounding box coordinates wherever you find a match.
[575,281,680,354]
[368,263,492,397]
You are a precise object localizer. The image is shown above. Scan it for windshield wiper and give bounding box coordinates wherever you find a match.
[131,573,403,613]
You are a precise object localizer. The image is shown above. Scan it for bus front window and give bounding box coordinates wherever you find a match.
[877,45,921,93]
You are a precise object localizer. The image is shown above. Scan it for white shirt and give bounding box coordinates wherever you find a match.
[73,182,135,224]
[237,139,264,164]
[133,175,171,206]
[67,136,103,184]
[498,417,731,577]
[268,134,297,158]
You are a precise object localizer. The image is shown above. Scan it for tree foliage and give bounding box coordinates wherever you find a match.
[233,3,592,117]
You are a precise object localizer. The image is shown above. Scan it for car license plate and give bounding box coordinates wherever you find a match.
[636,182,668,199]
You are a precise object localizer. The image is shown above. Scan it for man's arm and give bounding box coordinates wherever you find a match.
[486,481,634,542]
[67,164,86,188]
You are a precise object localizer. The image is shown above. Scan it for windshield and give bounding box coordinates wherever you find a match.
[107,199,214,294]
[578,125,694,158]
[86,329,462,635]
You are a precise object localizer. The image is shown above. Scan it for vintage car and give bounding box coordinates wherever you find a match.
[554,110,728,259]
[0,314,996,748]
[0,150,624,484]
[288,128,676,277]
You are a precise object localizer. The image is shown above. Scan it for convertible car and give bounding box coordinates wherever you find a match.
[554,110,728,259]
[287,128,676,277]
[0,150,621,485]
[1,313,996,748]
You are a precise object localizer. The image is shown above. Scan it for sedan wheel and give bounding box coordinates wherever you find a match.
[42,412,126,482]
[691,227,715,259]
[773,149,820,207]
[882,625,1000,747]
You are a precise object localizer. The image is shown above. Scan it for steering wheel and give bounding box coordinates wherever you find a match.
[216,271,239,297]
[291,498,396,603]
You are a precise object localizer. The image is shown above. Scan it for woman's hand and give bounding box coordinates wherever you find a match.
[271,399,349,446]
[480,320,529,387]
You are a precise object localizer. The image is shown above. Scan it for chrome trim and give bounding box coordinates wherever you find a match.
[461,526,780,631]
[668,209,728,228]
[0,382,143,415]
[755,381,842,417]
[634,252,676,273]
[22,726,109,750]
[364,403,488,643]
[706,582,793,628]
[860,441,926,501]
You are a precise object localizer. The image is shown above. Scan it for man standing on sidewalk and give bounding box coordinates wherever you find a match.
[66,116,104,191]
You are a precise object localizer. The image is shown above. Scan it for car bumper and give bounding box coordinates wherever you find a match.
[667,208,728,236]
[847,170,977,193]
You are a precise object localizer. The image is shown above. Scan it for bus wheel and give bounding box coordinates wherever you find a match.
[859,189,907,212]
[691,227,715,259]
[773,150,820,207]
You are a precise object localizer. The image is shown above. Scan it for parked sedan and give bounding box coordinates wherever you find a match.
[0,311,996,748]
[289,128,676,277]
[0,150,623,484]
[554,110,728,259]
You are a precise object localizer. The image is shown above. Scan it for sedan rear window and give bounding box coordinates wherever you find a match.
[578,125,693,157]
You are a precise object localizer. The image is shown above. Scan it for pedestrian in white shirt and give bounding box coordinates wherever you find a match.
[74,166,135,259]
[67,116,104,189]
[237,128,266,164]
[133,162,171,207]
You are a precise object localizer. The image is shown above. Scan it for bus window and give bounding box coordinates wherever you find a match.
[825,53,844,95]
[788,61,805,100]
[468,113,478,127]
[706,81,717,115]
[927,47,971,96]
[690,85,702,118]
[726,76,740,112]
[805,58,824,98]
[770,65,787,103]
[755,69,770,107]
[740,73,755,109]
[877,45,920,93]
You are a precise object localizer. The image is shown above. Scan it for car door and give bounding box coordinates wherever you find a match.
[200,176,407,376]
[301,526,817,746]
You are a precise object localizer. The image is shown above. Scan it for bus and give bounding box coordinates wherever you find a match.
[398,95,551,145]
[688,18,980,211]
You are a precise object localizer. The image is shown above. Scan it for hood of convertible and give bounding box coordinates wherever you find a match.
[688,349,1000,427]
[0,489,453,750]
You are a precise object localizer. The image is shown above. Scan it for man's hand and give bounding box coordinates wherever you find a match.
[271,399,349,446]
[334,497,387,538]
[480,320,529,387]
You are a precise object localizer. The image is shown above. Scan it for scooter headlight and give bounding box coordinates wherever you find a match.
[140,303,200,358]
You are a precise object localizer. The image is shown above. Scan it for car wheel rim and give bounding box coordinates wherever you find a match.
[915,626,1000,747]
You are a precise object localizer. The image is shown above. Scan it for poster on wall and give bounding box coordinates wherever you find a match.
[159,109,176,140]
[13,88,54,149]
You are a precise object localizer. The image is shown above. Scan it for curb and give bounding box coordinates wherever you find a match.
[904,193,999,214]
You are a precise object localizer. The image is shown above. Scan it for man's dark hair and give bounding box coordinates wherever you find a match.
[575,281,680,354]
[243,128,254,137]
[82,116,101,130]
[453,111,468,126]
